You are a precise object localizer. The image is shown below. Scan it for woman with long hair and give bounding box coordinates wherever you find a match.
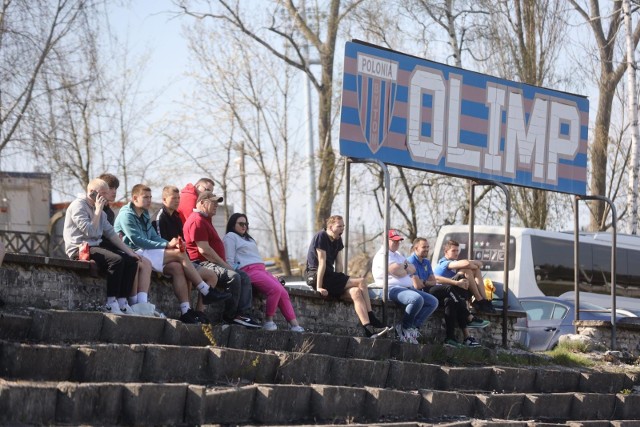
[223,213,304,332]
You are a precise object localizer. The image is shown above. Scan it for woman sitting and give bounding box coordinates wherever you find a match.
[223,213,304,332]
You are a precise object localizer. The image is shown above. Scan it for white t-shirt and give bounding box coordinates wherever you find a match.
[372,245,413,288]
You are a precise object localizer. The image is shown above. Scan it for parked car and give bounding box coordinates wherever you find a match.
[519,296,636,351]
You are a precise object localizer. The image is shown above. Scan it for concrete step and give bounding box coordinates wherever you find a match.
[1,340,636,395]
[2,380,640,425]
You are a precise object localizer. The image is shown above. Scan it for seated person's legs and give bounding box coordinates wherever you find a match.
[389,287,422,329]
[88,246,132,313]
[242,264,302,329]
[413,290,439,328]
[235,269,254,317]
[163,261,203,323]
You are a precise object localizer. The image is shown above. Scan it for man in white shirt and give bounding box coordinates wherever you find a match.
[372,229,438,344]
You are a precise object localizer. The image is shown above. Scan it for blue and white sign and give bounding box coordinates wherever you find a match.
[339,41,589,195]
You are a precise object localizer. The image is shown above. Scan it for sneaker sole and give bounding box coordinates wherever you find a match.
[467,321,490,329]
[233,319,262,328]
[370,326,393,339]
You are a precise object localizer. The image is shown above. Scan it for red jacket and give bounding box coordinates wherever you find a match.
[177,183,198,224]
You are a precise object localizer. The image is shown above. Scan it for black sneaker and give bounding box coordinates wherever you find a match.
[195,310,211,324]
[367,311,386,328]
[233,315,261,328]
[179,309,202,324]
[467,317,490,328]
[201,289,232,304]
[473,299,495,314]
[363,324,392,339]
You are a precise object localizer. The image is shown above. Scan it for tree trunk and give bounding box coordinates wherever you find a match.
[589,82,616,231]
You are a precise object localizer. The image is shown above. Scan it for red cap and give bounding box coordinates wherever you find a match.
[388,229,404,241]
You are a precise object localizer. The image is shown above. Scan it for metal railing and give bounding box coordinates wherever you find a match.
[0,230,65,257]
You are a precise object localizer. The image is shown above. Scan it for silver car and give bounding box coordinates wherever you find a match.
[519,296,635,351]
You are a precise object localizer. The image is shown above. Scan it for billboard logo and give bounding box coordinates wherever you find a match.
[357,53,398,153]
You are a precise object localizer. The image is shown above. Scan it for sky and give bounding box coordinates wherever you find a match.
[109,2,190,113]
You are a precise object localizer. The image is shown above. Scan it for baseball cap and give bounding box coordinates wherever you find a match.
[197,191,223,204]
[388,229,404,241]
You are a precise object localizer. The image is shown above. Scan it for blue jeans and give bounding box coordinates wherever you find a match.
[389,286,439,329]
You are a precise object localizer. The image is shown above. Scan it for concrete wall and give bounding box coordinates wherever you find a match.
[0,255,523,347]
[576,320,640,357]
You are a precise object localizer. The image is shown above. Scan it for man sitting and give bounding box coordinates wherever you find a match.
[114,184,225,324]
[63,178,142,314]
[434,239,496,314]
[183,191,260,328]
[407,237,487,347]
[372,229,438,344]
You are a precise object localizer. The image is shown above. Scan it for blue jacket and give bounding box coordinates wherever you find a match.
[114,202,167,251]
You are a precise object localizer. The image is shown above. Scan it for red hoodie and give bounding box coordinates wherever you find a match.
[177,183,198,224]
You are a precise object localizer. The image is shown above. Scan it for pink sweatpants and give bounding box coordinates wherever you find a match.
[241,263,297,322]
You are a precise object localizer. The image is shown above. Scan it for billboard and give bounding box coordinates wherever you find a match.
[339,41,589,195]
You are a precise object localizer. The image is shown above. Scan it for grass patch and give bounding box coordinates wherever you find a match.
[495,351,551,367]
[545,345,595,368]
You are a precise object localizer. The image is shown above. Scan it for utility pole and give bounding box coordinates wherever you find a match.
[300,0,316,240]
[239,141,246,214]
[624,0,639,234]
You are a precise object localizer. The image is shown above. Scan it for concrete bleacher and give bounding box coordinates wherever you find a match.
[2,254,640,425]
[1,308,639,425]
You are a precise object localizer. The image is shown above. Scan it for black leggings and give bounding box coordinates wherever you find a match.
[88,242,138,298]
[428,285,470,340]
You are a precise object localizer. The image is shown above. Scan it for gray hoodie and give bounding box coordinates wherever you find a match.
[63,197,117,258]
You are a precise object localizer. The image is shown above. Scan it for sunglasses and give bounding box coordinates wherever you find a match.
[237,222,249,227]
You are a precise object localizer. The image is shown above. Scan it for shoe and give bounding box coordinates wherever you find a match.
[444,338,464,348]
[263,320,278,331]
[233,315,261,328]
[179,309,203,324]
[289,325,305,333]
[368,326,392,339]
[407,328,421,344]
[406,328,419,344]
[394,323,410,343]
[104,302,123,315]
[482,299,497,313]
[473,299,495,314]
[195,310,211,324]
[467,317,490,328]
[119,303,134,315]
[368,311,386,328]
[463,336,481,347]
[201,288,232,304]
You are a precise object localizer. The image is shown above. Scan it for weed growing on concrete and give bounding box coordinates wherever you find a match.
[546,346,595,368]
[556,339,591,353]
[202,324,216,346]
[291,337,314,355]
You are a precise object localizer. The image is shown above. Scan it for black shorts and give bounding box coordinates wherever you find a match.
[305,270,350,297]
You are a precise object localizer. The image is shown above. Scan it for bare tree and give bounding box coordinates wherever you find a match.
[24,9,159,198]
[0,0,95,158]
[569,0,640,231]
[175,0,366,231]
[172,22,305,273]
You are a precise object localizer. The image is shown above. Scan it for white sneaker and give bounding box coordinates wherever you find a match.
[104,302,123,315]
[119,303,134,315]
[290,325,305,333]
[263,321,278,331]
[406,328,419,344]
[394,323,409,343]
